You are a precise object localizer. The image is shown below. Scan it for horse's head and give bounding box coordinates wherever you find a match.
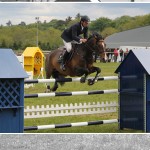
[92,32,105,51]
[85,32,106,61]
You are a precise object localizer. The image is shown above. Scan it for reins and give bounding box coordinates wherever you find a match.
[84,37,97,52]
[84,38,104,54]
[73,36,105,59]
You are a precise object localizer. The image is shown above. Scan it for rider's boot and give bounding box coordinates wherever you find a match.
[60,50,69,71]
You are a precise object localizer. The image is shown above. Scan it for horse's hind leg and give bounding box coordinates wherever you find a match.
[45,82,51,93]
[45,70,52,93]
[46,84,51,93]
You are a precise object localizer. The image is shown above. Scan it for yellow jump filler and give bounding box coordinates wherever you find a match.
[23,47,44,76]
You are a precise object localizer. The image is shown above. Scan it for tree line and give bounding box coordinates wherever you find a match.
[0,13,150,51]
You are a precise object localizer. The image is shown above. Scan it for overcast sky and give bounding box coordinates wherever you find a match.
[0,3,150,25]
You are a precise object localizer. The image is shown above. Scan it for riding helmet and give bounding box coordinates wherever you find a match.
[80,16,90,22]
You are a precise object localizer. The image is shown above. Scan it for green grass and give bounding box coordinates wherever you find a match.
[24,62,143,133]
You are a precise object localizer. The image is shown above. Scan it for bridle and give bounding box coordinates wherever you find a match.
[97,39,105,54]
[84,37,99,52]
[84,36,105,54]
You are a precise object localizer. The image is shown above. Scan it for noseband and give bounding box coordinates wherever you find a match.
[97,39,105,54]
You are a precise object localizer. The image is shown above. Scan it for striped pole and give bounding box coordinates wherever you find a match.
[24,89,118,98]
[24,76,118,84]
[24,119,118,131]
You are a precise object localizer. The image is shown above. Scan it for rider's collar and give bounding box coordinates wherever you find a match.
[81,24,84,31]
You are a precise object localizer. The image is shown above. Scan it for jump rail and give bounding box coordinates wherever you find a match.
[24,76,118,84]
[24,89,118,98]
[24,119,118,131]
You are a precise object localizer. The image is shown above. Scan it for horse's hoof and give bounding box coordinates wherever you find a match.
[88,79,94,85]
[51,89,57,92]
[80,77,86,83]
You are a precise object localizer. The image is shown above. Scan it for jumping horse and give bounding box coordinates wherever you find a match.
[45,32,106,92]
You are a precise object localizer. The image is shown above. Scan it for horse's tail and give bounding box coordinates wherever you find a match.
[45,51,53,77]
[45,53,50,74]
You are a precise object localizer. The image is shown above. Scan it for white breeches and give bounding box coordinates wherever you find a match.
[63,40,72,52]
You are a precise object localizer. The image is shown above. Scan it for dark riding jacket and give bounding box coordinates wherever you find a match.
[61,22,88,43]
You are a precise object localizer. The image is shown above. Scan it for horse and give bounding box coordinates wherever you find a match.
[45,32,106,92]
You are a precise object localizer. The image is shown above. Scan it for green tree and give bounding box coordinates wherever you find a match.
[65,16,72,25]
[75,13,81,20]
[101,27,118,38]
[1,39,7,48]
[113,15,132,31]
[90,17,112,32]
[6,20,12,26]
[13,41,19,50]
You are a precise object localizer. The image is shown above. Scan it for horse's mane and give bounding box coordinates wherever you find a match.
[88,32,103,41]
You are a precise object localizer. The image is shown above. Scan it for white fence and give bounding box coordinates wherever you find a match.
[16,55,24,67]
[24,101,118,119]
[24,71,34,88]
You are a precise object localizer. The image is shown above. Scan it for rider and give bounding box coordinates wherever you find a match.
[60,15,90,71]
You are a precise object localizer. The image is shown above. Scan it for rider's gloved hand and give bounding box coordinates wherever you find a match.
[80,39,87,43]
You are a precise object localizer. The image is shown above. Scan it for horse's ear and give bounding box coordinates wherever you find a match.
[92,32,98,37]
[92,32,103,40]
[91,32,98,40]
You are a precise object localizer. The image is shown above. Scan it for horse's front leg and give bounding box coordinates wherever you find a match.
[88,66,101,85]
[51,81,59,92]
[74,67,89,83]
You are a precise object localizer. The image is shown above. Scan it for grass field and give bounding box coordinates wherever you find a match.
[24,62,143,133]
